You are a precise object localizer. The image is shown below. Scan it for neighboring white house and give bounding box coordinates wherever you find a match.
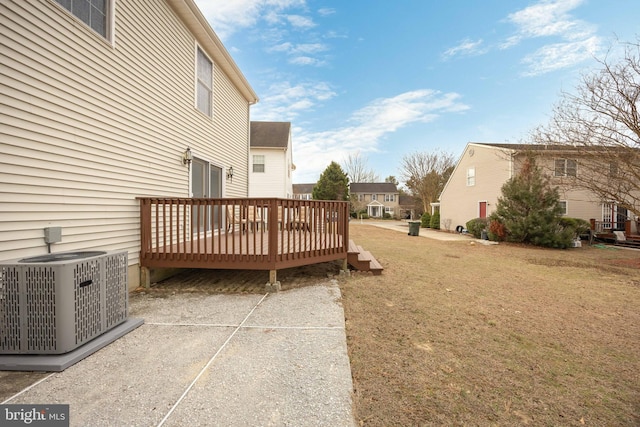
[249,121,294,198]
[438,142,637,233]
[292,183,315,200]
[0,0,258,288]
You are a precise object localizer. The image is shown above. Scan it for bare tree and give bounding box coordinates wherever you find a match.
[400,150,455,213]
[533,39,640,217]
[343,151,379,183]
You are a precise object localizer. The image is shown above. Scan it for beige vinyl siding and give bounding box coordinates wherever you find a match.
[439,144,512,229]
[210,64,250,197]
[0,0,251,278]
[524,155,602,221]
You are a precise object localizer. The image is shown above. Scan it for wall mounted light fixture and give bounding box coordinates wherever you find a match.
[182,147,193,165]
[226,166,234,181]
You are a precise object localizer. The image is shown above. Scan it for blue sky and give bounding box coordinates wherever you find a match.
[194,0,640,185]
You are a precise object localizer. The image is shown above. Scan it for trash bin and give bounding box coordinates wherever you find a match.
[408,221,420,236]
[481,230,488,240]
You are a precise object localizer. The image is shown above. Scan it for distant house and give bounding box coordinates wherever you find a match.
[0,0,258,288]
[350,183,400,218]
[398,194,420,220]
[249,121,295,198]
[438,142,639,233]
[293,183,315,200]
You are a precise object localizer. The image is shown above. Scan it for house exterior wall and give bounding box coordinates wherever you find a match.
[0,0,254,287]
[249,136,293,198]
[439,144,512,230]
[440,143,633,231]
[351,193,400,217]
[515,155,602,221]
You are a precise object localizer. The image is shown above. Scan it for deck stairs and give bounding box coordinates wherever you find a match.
[347,240,383,275]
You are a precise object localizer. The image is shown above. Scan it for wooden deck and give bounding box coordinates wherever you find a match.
[138,198,350,283]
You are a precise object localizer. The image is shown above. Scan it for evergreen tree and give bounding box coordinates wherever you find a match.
[313,161,350,201]
[493,156,573,248]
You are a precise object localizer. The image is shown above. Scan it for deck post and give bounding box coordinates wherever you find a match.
[265,269,281,292]
[140,266,151,289]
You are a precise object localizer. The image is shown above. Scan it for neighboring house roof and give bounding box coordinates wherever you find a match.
[471,142,625,153]
[398,194,417,206]
[167,0,258,104]
[350,183,398,193]
[250,122,291,149]
[293,183,315,194]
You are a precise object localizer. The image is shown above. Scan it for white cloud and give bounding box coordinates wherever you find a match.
[505,0,589,40]
[285,14,316,28]
[251,81,337,122]
[193,0,305,40]
[502,0,601,75]
[442,38,487,60]
[521,35,600,76]
[290,90,470,182]
[317,8,335,17]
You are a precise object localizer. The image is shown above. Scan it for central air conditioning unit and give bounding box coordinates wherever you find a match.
[0,250,129,355]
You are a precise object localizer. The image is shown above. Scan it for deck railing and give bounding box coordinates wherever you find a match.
[138,198,350,271]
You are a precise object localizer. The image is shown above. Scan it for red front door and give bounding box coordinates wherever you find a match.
[479,202,487,219]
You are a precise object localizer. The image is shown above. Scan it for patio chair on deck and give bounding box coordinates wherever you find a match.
[226,205,248,234]
[290,206,310,231]
[246,205,266,232]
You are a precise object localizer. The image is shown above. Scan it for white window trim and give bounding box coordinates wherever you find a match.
[559,200,568,216]
[195,45,214,117]
[554,159,577,177]
[252,155,265,173]
[467,167,476,186]
[51,0,116,45]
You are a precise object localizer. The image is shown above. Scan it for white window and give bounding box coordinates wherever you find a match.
[371,194,377,201]
[54,0,112,40]
[558,200,568,215]
[252,155,265,173]
[358,194,363,202]
[384,194,395,202]
[196,48,213,116]
[467,167,475,186]
[554,159,577,177]
[385,207,393,214]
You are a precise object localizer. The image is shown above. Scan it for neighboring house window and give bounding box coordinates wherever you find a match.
[554,159,577,177]
[559,200,568,215]
[467,167,475,186]
[385,194,395,202]
[371,194,377,201]
[196,48,213,116]
[54,0,111,39]
[252,155,265,173]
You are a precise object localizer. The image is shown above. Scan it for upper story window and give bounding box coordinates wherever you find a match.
[384,194,395,202]
[54,0,111,40]
[466,167,475,186]
[371,194,377,201]
[554,159,577,177]
[252,155,265,173]
[357,194,363,202]
[196,48,213,117]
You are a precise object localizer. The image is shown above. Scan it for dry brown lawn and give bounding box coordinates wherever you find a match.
[344,222,640,426]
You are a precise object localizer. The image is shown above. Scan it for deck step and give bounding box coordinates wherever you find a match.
[347,240,383,275]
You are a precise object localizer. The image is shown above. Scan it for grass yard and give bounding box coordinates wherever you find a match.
[343,222,640,426]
